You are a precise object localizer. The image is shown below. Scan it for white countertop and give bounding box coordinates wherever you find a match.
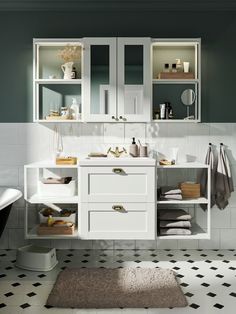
[24,159,209,168]
[25,157,157,167]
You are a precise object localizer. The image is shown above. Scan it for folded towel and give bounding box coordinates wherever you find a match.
[160,228,192,236]
[160,220,191,228]
[161,186,182,195]
[161,194,183,200]
[159,209,191,221]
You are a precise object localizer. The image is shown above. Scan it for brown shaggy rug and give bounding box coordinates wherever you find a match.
[46,267,188,308]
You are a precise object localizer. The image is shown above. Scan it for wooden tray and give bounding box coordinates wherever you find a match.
[37,223,75,235]
[56,157,77,165]
[158,72,195,79]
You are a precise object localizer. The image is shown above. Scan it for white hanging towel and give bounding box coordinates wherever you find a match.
[215,144,234,209]
[199,144,217,209]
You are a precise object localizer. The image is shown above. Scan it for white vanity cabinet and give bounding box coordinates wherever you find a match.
[83,37,151,122]
[79,158,156,240]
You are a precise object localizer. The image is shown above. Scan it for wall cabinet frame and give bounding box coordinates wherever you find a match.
[33,37,201,123]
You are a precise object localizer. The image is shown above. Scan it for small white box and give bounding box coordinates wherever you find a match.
[16,245,58,271]
[38,209,76,224]
[38,180,77,197]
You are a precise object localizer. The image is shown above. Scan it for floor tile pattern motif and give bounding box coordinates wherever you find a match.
[0,249,236,313]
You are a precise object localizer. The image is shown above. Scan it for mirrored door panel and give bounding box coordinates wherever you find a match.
[124,45,143,85]
[91,45,109,115]
[83,38,116,122]
[118,38,151,122]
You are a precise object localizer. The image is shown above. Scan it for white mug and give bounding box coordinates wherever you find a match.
[183,62,190,73]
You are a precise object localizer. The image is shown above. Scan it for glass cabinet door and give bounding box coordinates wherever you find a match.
[83,38,117,122]
[117,38,151,122]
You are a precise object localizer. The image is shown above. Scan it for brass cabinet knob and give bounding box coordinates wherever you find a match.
[112,116,116,119]
[112,205,125,212]
[119,116,127,121]
[112,168,123,174]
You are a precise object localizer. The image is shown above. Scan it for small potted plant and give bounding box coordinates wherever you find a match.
[58,45,81,79]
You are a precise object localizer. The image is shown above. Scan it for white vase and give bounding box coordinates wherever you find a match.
[61,61,74,79]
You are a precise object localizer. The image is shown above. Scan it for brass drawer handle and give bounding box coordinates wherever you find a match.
[112,168,123,174]
[112,205,125,212]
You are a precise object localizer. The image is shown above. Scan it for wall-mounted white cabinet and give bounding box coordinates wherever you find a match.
[24,160,210,241]
[83,37,151,122]
[33,39,84,123]
[152,39,201,122]
[33,37,201,123]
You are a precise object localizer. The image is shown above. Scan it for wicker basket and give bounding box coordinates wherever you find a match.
[180,182,200,199]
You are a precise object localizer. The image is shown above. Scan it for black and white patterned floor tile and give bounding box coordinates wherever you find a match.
[0,249,236,313]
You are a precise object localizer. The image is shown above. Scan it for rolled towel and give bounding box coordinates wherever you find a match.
[159,209,192,221]
[162,194,183,200]
[161,186,182,195]
[160,228,192,236]
[160,220,191,228]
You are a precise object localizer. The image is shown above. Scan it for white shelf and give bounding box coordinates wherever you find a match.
[152,119,199,123]
[26,225,79,239]
[27,194,78,204]
[35,119,82,123]
[157,197,208,205]
[25,161,78,168]
[35,79,82,84]
[158,223,209,240]
[157,162,209,169]
[152,79,199,84]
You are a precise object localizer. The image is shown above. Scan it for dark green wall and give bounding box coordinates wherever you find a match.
[0,11,236,122]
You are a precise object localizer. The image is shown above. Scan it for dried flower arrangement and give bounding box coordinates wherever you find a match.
[58,45,81,62]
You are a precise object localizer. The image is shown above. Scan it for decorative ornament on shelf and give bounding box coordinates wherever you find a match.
[58,45,81,79]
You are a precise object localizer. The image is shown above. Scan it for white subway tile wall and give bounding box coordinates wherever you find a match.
[1,122,236,249]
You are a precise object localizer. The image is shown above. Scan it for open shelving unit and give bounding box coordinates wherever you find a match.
[24,162,80,239]
[33,39,83,123]
[157,162,210,240]
[151,38,201,122]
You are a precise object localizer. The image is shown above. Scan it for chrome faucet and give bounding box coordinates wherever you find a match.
[107,146,127,158]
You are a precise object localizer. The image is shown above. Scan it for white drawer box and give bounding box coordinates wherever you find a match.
[80,166,155,203]
[80,202,155,240]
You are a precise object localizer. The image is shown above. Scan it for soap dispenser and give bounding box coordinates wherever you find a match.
[70,98,79,120]
[129,137,138,157]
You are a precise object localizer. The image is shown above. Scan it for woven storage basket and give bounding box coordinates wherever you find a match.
[180,182,200,199]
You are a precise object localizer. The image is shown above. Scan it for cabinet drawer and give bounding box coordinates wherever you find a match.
[80,202,155,240]
[80,166,155,202]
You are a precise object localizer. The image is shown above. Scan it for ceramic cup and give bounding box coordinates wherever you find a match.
[183,62,190,73]
[139,145,148,157]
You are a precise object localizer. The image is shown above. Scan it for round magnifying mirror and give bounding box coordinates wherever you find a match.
[181,89,196,106]
[181,89,196,119]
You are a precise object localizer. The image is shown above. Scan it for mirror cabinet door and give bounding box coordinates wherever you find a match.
[117,38,151,122]
[83,38,116,122]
